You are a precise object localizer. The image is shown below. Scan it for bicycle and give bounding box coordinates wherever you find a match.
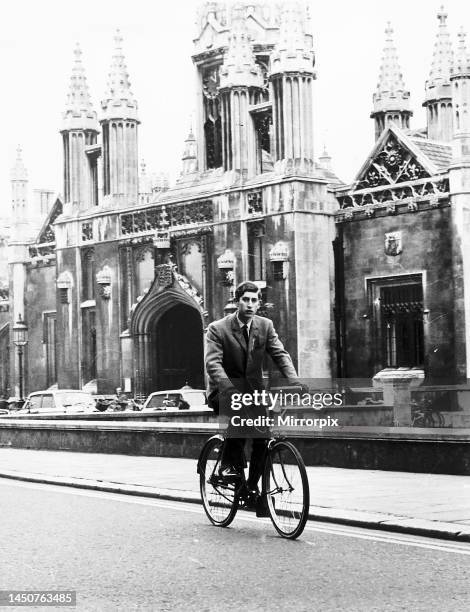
[411,399,445,428]
[197,434,310,539]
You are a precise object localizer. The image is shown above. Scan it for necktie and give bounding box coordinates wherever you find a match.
[242,324,250,347]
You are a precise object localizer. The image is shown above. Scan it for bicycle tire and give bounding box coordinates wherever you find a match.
[423,413,434,428]
[412,413,426,427]
[262,440,309,539]
[198,436,239,528]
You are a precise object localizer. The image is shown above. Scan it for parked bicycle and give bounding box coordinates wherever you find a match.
[411,398,445,428]
[197,434,310,539]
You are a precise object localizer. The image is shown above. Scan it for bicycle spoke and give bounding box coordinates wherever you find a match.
[199,437,239,527]
[263,441,309,539]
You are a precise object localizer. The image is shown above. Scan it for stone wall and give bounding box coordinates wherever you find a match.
[340,205,455,379]
[56,247,80,389]
[24,263,57,392]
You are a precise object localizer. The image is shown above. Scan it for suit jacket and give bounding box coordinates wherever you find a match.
[205,313,298,412]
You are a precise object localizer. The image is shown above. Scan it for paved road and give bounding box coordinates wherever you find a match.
[1,479,469,612]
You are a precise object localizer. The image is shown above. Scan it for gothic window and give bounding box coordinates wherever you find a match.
[252,110,273,174]
[81,307,96,384]
[135,245,154,297]
[119,247,133,330]
[59,288,69,304]
[81,248,95,301]
[248,222,266,281]
[272,261,285,281]
[255,57,270,103]
[88,152,99,206]
[202,66,222,169]
[42,312,57,388]
[177,240,203,291]
[369,276,424,369]
[102,123,110,195]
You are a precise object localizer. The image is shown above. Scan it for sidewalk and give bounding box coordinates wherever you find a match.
[0,448,469,542]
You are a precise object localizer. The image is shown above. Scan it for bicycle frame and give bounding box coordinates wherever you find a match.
[197,434,290,504]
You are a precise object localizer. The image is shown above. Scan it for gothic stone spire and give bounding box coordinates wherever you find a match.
[101,29,138,121]
[426,6,454,90]
[61,43,98,131]
[371,23,412,140]
[452,28,470,78]
[271,1,315,76]
[219,4,263,90]
[424,6,454,141]
[10,146,31,240]
[181,124,197,175]
[10,145,28,182]
[450,28,470,160]
[374,23,410,108]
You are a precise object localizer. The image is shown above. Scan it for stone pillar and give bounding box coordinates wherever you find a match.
[373,369,424,426]
[8,243,28,398]
[271,72,314,174]
[449,30,470,378]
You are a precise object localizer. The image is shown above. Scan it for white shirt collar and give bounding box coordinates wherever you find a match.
[236,314,252,333]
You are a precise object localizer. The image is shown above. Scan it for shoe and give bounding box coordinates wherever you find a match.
[256,495,273,518]
[244,488,260,510]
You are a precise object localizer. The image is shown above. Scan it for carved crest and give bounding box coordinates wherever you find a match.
[385,231,403,256]
[155,264,175,288]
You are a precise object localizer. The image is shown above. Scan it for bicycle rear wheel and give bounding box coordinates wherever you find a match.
[263,440,309,539]
[198,436,239,527]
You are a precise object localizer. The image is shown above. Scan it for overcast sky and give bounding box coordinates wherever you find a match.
[1,0,470,215]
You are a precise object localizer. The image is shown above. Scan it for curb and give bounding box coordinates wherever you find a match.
[1,470,469,543]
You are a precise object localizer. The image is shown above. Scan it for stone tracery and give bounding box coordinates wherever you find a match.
[357,135,429,190]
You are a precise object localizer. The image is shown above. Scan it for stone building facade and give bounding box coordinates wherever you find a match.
[4,4,470,400]
[334,9,470,384]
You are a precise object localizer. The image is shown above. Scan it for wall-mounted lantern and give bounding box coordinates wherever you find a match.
[56,271,73,304]
[96,265,112,299]
[13,314,28,401]
[269,242,289,280]
[217,249,236,287]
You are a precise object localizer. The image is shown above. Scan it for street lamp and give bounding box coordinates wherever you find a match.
[13,314,28,401]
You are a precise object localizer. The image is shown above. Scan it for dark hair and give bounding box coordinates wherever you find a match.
[234,281,260,301]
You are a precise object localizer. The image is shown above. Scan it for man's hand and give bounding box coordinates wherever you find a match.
[288,380,310,394]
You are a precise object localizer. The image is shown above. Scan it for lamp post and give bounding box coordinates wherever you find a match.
[13,314,28,401]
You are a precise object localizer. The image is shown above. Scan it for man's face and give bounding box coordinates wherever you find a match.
[237,290,260,321]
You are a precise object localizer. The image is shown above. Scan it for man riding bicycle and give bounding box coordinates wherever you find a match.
[205,280,305,512]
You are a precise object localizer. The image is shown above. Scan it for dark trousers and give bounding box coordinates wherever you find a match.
[221,437,269,488]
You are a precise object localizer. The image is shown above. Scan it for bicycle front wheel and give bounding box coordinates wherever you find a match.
[263,440,309,539]
[198,437,239,527]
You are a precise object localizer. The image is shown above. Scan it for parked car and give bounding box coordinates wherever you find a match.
[94,395,143,412]
[141,388,208,412]
[17,390,97,415]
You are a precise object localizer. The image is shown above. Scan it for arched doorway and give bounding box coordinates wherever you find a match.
[129,272,206,397]
[150,303,204,390]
